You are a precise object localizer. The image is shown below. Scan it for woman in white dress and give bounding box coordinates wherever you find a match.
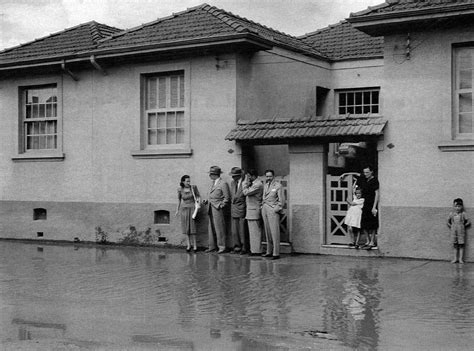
[344,187,364,248]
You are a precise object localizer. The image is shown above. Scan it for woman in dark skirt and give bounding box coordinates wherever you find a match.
[176,175,201,252]
[357,165,379,249]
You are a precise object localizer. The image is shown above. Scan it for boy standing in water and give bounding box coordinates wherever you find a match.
[447,198,471,264]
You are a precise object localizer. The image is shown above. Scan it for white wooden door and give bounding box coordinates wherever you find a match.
[326,175,356,244]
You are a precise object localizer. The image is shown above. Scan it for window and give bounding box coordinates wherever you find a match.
[454,47,474,139]
[337,89,380,116]
[134,69,191,158]
[23,85,58,150]
[14,83,64,161]
[146,71,185,145]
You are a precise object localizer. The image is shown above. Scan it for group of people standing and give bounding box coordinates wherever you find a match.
[176,166,284,260]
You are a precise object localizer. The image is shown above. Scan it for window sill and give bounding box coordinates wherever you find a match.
[438,140,474,152]
[12,152,65,162]
[131,148,193,159]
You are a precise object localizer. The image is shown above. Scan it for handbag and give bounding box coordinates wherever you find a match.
[190,185,200,219]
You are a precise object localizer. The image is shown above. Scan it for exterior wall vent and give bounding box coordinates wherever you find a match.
[154,210,170,224]
[33,208,47,220]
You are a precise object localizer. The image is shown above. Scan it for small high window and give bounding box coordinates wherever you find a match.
[337,88,380,116]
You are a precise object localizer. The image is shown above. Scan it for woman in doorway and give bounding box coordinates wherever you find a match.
[340,165,380,249]
[176,175,201,252]
[357,165,379,249]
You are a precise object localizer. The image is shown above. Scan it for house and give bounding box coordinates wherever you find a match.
[0,1,472,261]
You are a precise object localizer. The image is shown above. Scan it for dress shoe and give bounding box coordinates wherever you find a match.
[217,249,226,254]
[262,253,273,258]
[249,253,261,257]
[271,255,280,260]
[186,247,191,252]
[205,248,217,253]
[193,248,198,253]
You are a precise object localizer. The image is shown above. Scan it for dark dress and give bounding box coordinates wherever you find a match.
[357,176,379,230]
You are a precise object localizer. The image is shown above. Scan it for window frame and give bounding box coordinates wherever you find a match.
[132,64,192,159]
[453,45,474,140]
[335,88,381,117]
[13,81,64,162]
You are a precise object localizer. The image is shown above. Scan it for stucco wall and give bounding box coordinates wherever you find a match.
[0,55,241,243]
[330,58,384,114]
[375,26,474,260]
[288,144,325,253]
[235,49,331,175]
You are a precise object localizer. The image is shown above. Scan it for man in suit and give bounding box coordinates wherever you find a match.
[242,169,264,256]
[229,167,248,254]
[204,166,230,253]
[261,169,284,260]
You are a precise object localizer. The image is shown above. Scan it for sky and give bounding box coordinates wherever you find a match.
[0,0,383,51]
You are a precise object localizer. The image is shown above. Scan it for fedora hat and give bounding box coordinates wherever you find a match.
[208,166,223,175]
[229,167,242,176]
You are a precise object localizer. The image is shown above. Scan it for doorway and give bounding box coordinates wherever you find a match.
[325,141,378,245]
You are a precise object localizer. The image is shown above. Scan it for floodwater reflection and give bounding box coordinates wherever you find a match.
[0,241,473,350]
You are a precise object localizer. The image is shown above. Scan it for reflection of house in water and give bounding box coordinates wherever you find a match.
[12,318,66,341]
[132,334,194,350]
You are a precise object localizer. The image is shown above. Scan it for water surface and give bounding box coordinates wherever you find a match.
[0,241,473,350]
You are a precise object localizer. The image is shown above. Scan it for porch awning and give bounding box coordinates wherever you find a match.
[225,117,387,143]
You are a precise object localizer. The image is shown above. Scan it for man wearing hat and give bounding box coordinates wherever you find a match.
[229,167,248,254]
[204,166,230,253]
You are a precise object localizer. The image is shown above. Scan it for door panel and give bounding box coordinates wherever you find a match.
[326,175,355,244]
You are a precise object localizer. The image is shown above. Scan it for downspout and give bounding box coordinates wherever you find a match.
[61,60,79,81]
[90,55,107,75]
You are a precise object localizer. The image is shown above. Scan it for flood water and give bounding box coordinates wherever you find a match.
[0,241,473,350]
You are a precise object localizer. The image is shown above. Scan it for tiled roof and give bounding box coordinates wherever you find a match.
[350,0,474,18]
[225,117,387,141]
[0,22,122,65]
[299,21,383,61]
[95,4,325,58]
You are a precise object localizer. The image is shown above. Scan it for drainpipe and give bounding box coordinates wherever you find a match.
[61,60,79,81]
[90,55,107,76]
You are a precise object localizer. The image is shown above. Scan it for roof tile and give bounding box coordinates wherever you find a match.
[225,117,387,141]
[0,22,122,65]
[350,0,474,17]
[300,21,383,61]
[96,4,325,58]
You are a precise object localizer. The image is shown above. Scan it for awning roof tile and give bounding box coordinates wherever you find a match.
[225,116,387,141]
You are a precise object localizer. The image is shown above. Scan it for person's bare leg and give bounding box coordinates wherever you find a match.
[368,230,376,246]
[459,247,464,264]
[451,247,458,263]
[355,229,361,246]
[348,227,355,245]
